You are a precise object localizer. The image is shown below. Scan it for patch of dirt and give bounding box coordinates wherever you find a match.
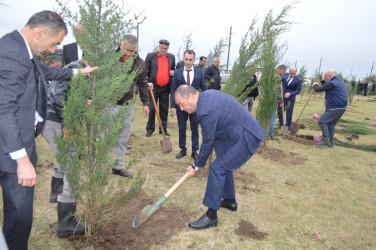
[255,145,307,165]
[284,135,314,146]
[234,171,261,194]
[71,192,192,249]
[235,220,268,239]
[36,160,54,174]
[167,122,178,130]
[296,134,314,140]
[351,134,359,139]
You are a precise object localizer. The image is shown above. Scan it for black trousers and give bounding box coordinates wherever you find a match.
[176,106,199,152]
[146,84,169,133]
[0,172,34,250]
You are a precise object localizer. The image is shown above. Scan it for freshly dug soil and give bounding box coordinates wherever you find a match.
[256,145,307,165]
[235,220,268,239]
[70,192,192,249]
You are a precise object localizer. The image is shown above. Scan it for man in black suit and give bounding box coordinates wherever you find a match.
[204,57,221,90]
[0,11,96,249]
[145,39,175,137]
[170,50,207,160]
[61,24,84,66]
[195,56,207,73]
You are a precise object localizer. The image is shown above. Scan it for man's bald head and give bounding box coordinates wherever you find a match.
[324,71,336,81]
[289,67,297,78]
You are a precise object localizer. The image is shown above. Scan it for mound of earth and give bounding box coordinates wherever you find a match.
[256,145,307,165]
[284,135,314,145]
[235,220,268,239]
[70,192,192,249]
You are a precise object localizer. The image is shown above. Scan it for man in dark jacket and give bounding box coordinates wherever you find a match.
[145,39,175,137]
[41,60,87,238]
[0,10,96,249]
[241,71,258,113]
[113,34,150,176]
[313,71,348,147]
[205,58,221,90]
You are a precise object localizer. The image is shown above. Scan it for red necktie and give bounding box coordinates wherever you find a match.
[186,69,191,85]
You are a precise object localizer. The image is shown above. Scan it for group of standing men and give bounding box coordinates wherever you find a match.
[0,9,350,250]
[0,9,234,249]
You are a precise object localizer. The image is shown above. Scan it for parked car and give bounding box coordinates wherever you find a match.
[220,70,231,83]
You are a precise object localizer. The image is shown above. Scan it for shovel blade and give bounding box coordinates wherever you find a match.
[132,197,166,228]
[281,125,289,136]
[290,123,300,135]
[160,139,172,153]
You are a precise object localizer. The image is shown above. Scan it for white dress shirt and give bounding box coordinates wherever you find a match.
[184,66,194,85]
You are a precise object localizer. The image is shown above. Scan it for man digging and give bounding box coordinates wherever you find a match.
[174,85,265,229]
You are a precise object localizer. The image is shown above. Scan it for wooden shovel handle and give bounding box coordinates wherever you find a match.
[149,88,166,139]
[280,81,286,125]
[164,172,190,198]
[295,89,314,123]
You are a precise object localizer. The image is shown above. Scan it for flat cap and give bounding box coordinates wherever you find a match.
[159,39,170,45]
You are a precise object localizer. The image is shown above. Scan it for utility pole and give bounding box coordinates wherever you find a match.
[318,57,322,76]
[136,22,140,52]
[370,62,375,77]
[226,26,232,70]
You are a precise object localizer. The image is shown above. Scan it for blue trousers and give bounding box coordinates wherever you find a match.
[203,159,235,210]
[0,172,34,250]
[177,107,199,152]
[268,107,277,136]
[279,97,295,128]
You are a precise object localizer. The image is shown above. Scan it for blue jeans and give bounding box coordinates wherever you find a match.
[268,107,277,136]
[0,172,34,250]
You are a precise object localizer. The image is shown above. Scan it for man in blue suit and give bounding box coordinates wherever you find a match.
[171,50,207,159]
[174,85,265,229]
[282,67,302,128]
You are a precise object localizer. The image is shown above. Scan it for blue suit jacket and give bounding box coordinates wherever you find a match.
[283,74,302,102]
[194,90,265,171]
[170,67,207,108]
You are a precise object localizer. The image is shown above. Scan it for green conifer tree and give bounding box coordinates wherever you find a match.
[55,0,145,233]
[222,3,295,103]
[255,37,282,138]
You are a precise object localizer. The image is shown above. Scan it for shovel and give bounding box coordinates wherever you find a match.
[290,89,314,135]
[132,172,190,228]
[280,81,289,136]
[149,89,172,153]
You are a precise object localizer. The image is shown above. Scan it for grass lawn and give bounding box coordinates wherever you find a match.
[1,92,375,249]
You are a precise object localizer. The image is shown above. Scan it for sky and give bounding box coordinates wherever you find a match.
[1,0,375,79]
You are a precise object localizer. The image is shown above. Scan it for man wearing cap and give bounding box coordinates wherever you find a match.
[145,39,176,137]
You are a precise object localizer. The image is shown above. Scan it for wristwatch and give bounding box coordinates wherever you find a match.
[191,163,199,171]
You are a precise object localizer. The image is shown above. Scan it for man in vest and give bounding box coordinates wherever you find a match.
[313,71,348,147]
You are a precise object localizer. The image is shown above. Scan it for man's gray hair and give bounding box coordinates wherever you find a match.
[122,34,138,47]
[26,10,68,36]
[277,64,287,71]
[175,85,197,100]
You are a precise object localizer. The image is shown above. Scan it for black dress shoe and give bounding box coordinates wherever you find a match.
[220,199,237,211]
[188,214,218,230]
[159,130,170,136]
[191,151,198,160]
[176,150,186,159]
[112,169,132,178]
[146,132,152,137]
